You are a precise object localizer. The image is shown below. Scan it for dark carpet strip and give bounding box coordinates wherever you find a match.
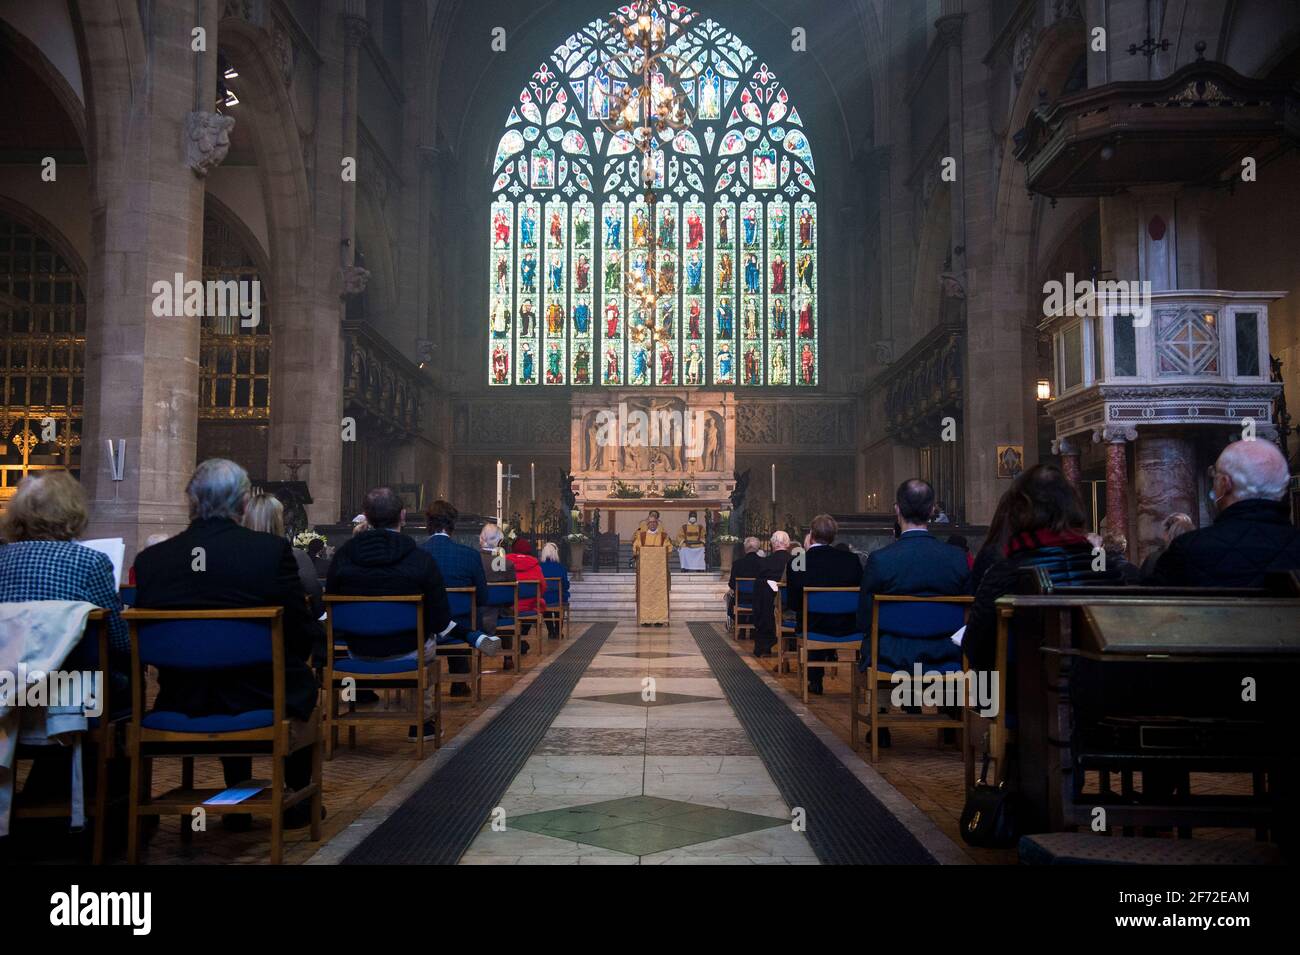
[342,622,616,864]
[688,622,937,865]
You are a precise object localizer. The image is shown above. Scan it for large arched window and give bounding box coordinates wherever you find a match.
[488,3,818,388]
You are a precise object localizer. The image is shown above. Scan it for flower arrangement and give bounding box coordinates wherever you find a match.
[715,533,741,544]
[565,531,590,543]
[662,480,697,499]
[610,479,644,499]
[292,529,327,550]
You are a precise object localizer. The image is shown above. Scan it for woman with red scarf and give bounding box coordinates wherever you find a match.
[963,464,1124,672]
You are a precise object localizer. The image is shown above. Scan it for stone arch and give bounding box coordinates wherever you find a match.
[0,16,86,146]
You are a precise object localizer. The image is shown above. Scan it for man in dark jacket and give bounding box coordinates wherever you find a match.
[134,458,322,826]
[727,536,764,623]
[421,500,489,696]
[751,531,794,657]
[328,487,500,740]
[787,515,863,694]
[856,479,971,672]
[1150,439,1300,587]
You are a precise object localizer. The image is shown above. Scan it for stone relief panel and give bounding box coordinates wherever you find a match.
[452,397,570,450]
[735,398,854,449]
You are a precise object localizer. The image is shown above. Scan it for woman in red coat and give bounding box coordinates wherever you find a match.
[507,539,548,628]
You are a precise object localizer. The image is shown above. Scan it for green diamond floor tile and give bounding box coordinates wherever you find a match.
[509,796,788,856]
[575,691,722,707]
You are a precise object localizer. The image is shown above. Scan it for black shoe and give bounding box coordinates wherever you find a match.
[450,683,471,698]
[221,813,253,833]
[407,719,438,742]
[808,682,824,696]
[521,640,531,656]
[503,658,514,671]
[356,689,380,705]
[877,728,892,748]
[284,801,326,830]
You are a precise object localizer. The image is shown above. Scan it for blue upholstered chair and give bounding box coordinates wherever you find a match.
[123,607,323,865]
[850,594,973,763]
[324,595,441,760]
[798,587,862,703]
[442,586,483,701]
[733,577,756,641]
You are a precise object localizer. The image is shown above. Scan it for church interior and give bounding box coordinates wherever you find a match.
[1,0,1298,901]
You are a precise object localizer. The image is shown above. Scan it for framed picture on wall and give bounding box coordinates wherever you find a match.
[996,444,1024,479]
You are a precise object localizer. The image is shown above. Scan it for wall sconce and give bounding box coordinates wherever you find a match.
[1036,379,1052,402]
[106,439,126,481]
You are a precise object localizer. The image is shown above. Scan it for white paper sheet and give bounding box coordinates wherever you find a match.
[77,537,126,588]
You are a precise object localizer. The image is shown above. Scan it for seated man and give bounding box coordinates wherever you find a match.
[420,500,490,697]
[327,487,501,741]
[751,530,794,657]
[786,515,863,695]
[134,458,322,829]
[727,536,764,622]
[1149,439,1300,587]
[856,479,971,672]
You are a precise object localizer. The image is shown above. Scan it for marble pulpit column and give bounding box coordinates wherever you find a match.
[1135,430,1198,565]
[1095,426,1137,547]
[1054,436,1083,488]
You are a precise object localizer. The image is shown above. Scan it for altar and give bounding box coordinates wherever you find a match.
[570,391,736,536]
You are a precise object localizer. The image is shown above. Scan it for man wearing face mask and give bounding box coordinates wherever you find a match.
[1150,439,1300,587]
[677,510,707,572]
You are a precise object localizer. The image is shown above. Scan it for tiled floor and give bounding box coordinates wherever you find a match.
[460,620,817,864]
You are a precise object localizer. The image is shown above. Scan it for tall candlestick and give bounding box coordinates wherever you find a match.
[771,463,776,503]
[496,460,503,525]
[531,461,536,502]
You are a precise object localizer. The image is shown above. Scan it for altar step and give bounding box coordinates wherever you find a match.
[583,541,709,573]
[567,571,729,621]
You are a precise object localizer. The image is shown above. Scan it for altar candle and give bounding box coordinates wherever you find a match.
[771,463,776,503]
[531,462,536,502]
[496,460,503,524]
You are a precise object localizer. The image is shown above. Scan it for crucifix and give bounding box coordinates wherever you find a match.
[281,444,311,481]
[502,463,520,524]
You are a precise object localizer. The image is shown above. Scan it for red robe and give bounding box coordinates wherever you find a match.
[660,348,674,383]
[771,260,786,294]
[687,214,703,249]
[800,345,814,383]
[798,302,813,338]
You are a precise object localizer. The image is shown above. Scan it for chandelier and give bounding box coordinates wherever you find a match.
[598,1,696,311]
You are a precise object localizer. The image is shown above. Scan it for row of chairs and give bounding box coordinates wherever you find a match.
[12,576,572,864]
[731,577,974,764]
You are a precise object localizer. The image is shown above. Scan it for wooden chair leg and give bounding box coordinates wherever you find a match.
[870,676,880,764]
[127,737,142,865]
[434,661,443,749]
[91,740,110,865]
[269,746,285,866]
[309,734,323,842]
[179,756,195,843]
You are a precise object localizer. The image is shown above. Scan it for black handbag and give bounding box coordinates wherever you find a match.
[959,753,1022,848]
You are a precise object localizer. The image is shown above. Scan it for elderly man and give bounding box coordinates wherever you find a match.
[134,459,322,829]
[479,522,525,665]
[1150,439,1300,587]
[727,536,764,623]
[751,530,794,657]
[787,515,863,695]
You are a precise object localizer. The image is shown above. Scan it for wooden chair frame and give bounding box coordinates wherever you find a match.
[516,578,546,658]
[798,586,862,704]
[775,582,798,675]
[124,607,323,865]
[323,595,441,760]
[542,576,569,642]
[489,581,523,670]
[849,594,974,763]
[443,586,483,702]
[10,610,120,864]
[733,577,756,641]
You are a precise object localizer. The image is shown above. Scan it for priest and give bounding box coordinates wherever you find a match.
[677,510,707,573]
[633,510,674,626]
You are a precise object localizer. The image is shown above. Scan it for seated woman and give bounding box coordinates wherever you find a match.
[0,471,130,799]
[538,541,570,639]
[506,539,548,645]
[242,492,324,619]
[964,463,1124,673]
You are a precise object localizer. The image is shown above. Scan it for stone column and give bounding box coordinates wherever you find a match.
[1055,435,1083,488]
[1095,426,1137,547]
[340,2,367,275]
[79,0,217,560]
[1135,429,1198,564]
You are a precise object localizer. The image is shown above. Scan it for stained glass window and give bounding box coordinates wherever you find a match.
[487,2,818,387]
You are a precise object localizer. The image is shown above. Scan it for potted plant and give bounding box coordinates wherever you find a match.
[565,532,589,572]
[716,533,739,573]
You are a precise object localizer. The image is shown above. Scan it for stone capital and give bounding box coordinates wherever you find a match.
[934,13,965,48]
[1054,436,1083,456]
[1094,425,1138,444]
[184,111,235,178]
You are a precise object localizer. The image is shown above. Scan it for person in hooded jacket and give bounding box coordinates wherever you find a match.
[506,538,548,645]
[327,486,501,741]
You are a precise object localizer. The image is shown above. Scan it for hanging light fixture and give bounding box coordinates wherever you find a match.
[597,1,696,312]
